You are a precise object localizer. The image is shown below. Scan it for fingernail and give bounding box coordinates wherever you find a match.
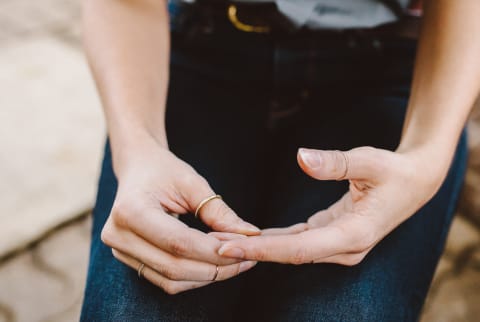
[218,245,245,259]
[241,223,261,234]
[239,261,257,273]
[299,148,322,169]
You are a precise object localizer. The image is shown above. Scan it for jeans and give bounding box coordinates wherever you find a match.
[81,15,468,322]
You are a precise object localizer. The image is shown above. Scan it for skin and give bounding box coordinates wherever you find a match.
[82,0,260,294]
[219,0,480,264]
[82,0,480,294]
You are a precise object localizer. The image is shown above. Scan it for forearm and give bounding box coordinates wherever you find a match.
[82,0,170,175]
[398,0,480,178]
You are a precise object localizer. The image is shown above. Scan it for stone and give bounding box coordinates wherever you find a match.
[470,246,480,271]
[430,256,454,288]
[444,216,480,258]
[420,266,480,322]
[458,99,480,227]
[0,37,104,258]
[459,170,480,228]
[0,216,91,322]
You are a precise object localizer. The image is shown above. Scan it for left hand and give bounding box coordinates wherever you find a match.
[217,146,446,265]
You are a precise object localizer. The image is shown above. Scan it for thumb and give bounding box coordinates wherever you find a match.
[297,147,382,181]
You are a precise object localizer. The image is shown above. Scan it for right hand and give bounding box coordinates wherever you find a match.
[101,137,260,294]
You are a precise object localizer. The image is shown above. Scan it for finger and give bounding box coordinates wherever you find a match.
[179,175,260,235]
[215,260,257,281]
[115,209,241,265]
[112,249,211,294]
[297,147,385,181]
[208,232,248,241]
[218,227,351,264]
[112,235,257,282]
[113,230,250,281]
[211,223,308,240]
[261,223,309,236]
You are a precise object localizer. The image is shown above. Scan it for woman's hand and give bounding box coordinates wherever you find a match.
[217,146,445,265]
[101,138,260,294]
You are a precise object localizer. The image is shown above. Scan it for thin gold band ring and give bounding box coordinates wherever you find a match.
[339,152,349,180]
[194,195,222,218]
[137,263,146,279]
[212,265,220,281]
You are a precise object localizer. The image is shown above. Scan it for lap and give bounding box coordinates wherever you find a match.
[236,89,468,322]
[80,62,270,321]
[82,43,468,322]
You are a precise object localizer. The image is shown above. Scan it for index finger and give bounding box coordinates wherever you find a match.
[130,208,242,266]
[178,174,260,236]
[217,226,350,264]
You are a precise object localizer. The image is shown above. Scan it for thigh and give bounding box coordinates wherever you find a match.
[80,58,270,321]
[239,87,468,322]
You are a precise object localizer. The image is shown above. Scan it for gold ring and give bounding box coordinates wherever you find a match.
[338,151,349,180]
[194,195,222,218]
[227,4,270,33]
[212,265,220,281]
[137,262,146,279]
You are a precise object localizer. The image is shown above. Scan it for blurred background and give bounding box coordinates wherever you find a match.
[0,0,479,321]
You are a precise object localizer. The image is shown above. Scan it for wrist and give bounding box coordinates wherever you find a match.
[108,124,169,178]
[396,113,465,186]
[396,140,454,193]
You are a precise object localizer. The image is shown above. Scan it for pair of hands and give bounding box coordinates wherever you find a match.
[101,139,443,294]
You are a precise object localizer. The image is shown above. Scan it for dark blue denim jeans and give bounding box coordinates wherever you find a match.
[81,19,468,322]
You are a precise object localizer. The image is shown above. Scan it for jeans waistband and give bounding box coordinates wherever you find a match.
[168,0,421,38]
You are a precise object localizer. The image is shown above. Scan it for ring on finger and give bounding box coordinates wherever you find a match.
[212,265,220,281]
[195,194,222,218]
[338,151,349,180]
[137,262,146,279]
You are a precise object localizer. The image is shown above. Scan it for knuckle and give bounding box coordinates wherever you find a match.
[100,222,117,248]
[290,247,308,265]
[155,260,182,281]
[110,200,141,228]
[166,236,191,257]
[251,247,267,262]
[328,151,346,177]
[163,282,181,295]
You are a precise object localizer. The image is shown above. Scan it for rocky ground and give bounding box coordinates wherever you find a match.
[0,0,479,321]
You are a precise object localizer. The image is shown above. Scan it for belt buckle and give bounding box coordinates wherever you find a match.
[227,4,271,33]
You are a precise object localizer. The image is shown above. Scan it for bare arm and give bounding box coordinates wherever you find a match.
[83,0,169,174]
[218,0,480,265]
[398,0,480,181]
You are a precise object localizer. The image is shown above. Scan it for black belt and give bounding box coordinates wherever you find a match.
[225,2,295,33]
[170,1,420,37]
[170,1,296,34]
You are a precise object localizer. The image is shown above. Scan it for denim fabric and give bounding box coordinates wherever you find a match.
[80,21,468,322]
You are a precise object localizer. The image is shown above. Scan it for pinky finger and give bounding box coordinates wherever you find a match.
[112,249,210,294]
